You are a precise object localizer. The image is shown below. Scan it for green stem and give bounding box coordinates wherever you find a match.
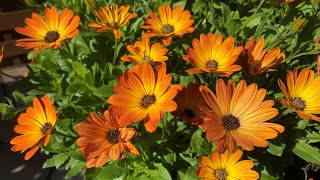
[254,0,266,14]
[113,37,118,65]
[53,130,77,139]
[270,108,292,122]
[0,70,23,82]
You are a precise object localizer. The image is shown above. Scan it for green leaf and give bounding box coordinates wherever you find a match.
[65,161,85,178]
[72,61,89,79]
[178,166,199,180]
[85,162,126,180]
[292,142,320,164]
[13,91,27,104]
[43,152,71,169]
[94,85,114,98]
[0,103,11,113]
[190,129,211,155]
[149,163,172,180]
[267,137,286,156]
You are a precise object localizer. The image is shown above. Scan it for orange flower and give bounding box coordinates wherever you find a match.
[15,6,80,52]
[10,95,57,160]
[76,110,139,168]
[278,68,320,122]
[196,149,259,180]
[171,82,208,127]
[88,5,137,39]
[239,38,285,75]
[120,38,168,65]
[200,79,284,153]
[108,63,182,132]
[0,45,4,63]
[183,33,243,76]
[141,5,194,46]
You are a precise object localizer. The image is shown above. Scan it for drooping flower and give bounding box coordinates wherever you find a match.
[171,82,208,127]
[196,149,259,180]
[10,95,57,160]
[108,63,182,132]
[88,5,137,39]
[15,6,80,52]
[141,5,194,46]
[0,45,4,63]
[291,16,308,33]
[183,33,243,76]
[83,0,98,10]
[200,79,284,153]
[76,110,139,168]
[239,38,285,75]
[278,68,320,122]
[120,38,168,65]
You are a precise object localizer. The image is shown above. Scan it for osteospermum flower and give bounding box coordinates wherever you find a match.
[183,33,243,76]
[10,95,56,160]
[196,149,259,180]
[108,63,182,132]
[171,82,208,127]
[88,5,137,39]
[278,68,320,122]
[239,38,285,75]
[120,38,168,64]
[0,45,3,63]
[15,6,80,52]
[76,110,139,168]
[200,79,284,153]
[141,5,194,46]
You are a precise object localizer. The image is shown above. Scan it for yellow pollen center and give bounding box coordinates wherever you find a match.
[45,31,60,43]
[41,123,52,135]
[162,24,175,34]
[214,169,228,180]
[109,21,119,29]
[142,56,152,63]
[141,95,156,108]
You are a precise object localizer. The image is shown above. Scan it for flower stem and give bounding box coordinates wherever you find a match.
[113,37,119,65]
[53,130,77,139]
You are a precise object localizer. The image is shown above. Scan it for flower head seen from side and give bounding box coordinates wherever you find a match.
[239,38,285,75]
[171,82,208,127]
[183,33,243,76]
[10,95,57,160]
[108,63,182,132]
[196,149,259,180]
[15,6,80,52]
[120,38,169,65]
[0,45,4,63]
[278,68,320,122]
[88,5,137,39]
[200,79,284,153]
[142,5,194,46]
[76,110,139,168]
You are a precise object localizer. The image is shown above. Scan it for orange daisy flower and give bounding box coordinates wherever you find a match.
[0,45,4,63]
[88,5,137,39]
[120,38,168,65]
[278,68,320,122]
[196,149,259,180]
[76,110,139,168]
[171,82,208,127]
[200,79,284,153]
[183,33,243,76]
[239,38,285,75]
[15,6,80,52]
[108,63,182,132]
[141,5,194,46]
[10,95,57,160]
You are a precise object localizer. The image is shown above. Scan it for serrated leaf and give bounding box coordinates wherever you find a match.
[43,152,71,169]
[65,161,85,178]
[94,85,114,98]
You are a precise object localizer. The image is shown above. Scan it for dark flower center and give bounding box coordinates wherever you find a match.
[142,56,152,63]
[223,114,240,130]
[106,130,120,144]
[41,123,52,135]
[214,169,228,180]
[162,24,175,34]
[108,21,119,29]
[292,97,306,111]
[141,95,156,108]
[184,109,196,119]
[206,60,218,69]
[44,31,60,43]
